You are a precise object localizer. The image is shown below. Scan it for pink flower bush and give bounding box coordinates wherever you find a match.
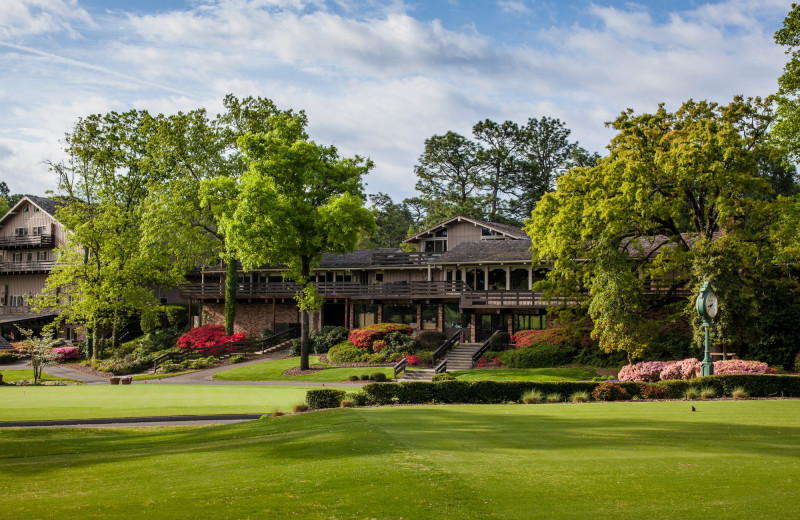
[713,359,769,375]
[659,358,700,381]
[52,346,80,362]
[618,361,672,382]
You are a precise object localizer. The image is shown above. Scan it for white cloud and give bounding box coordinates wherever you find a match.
[498,1,530,15]
[0,0,92,38]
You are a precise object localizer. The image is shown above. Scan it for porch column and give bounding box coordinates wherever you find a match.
[484,267,489,289]
[470,314,477,343]
[528,266,533,291]
[505,266,511,290]
[461,267,467,286]
[377,304,383,324]
[427,263,432,281]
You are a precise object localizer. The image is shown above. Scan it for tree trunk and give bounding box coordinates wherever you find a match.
[111,308,119,351]
[300,257,311,371]
[92,324,100,360]
[87,323,94,360]
[224,258,238,336]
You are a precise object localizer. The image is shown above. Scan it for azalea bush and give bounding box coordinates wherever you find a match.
[658,358,701,381]
[617,361,672,382]
[176,324,247,357]
[348,323,412,349]
[476,356,502,368]
[713,359,771,375]
[620,358,773,382]
[512,329,567,349]
[52,346,80,362]
[404,354,421,366]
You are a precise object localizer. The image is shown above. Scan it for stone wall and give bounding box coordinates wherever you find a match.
[202,301,299,336]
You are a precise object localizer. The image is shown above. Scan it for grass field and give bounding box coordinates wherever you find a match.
[1,400,798,519]
[0,369,75,383]
[0,384,352,421]
[448,367,598,381]
[213,355,394,382]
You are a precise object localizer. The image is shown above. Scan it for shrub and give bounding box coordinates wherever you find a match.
[522,389,543,404]
[418,331,446,349]
[370,372,388,382]
[52,346,80,362]
[591,382,629,401]
[327,341,370,363]
[642,384,670,400]
[340,399,354,408]
[730,386,749,399]
[512,328,575,349]
[229,354,246,364]
[372,340,387,352]
[432,372,455,382]
[684,387,699,400]
[489,332,511,349]
[161,362,180,373]
[476,356,502,368]
[360,374,371,380]
[348,323,412,349]
[261,328,274,340]
[713,359,769,375]
[795,352,800,373]
[383,332,420,353]
[352,392,371,407]
[348,375,360,381]
[659,358,701,381]
[176,325,247,357]
[188,356,218,370]
[699,386,716,400]
[141,304,189,333]
[545,393,562,403]
[500,343,574,368]
[0,352,18,364]
[272,410,285,417]
[306,388,346,409]
[293,403,309,413]
[570,391,590,403]
[405,354,421,366]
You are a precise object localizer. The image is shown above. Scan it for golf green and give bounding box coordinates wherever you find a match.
[1,400,798,519]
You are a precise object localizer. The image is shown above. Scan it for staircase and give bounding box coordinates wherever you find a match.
[397,342,484,381]
[443,342,483,370]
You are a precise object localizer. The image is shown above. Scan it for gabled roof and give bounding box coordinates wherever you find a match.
[432,239,534,264]
[320,248,403,269]
[403,216,527,243]
[0,195,65,228]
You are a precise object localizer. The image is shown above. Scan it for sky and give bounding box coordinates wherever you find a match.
[0,0,794,201]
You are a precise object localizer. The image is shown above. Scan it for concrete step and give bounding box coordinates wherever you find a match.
[398,369,435,382]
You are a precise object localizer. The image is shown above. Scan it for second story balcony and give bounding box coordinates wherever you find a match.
[0,260,56,274]
[180,280,471,300]
[0,234,55,250]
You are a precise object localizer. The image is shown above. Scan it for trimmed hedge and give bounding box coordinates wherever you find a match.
[306,389,347,409]
[347,375,800,406]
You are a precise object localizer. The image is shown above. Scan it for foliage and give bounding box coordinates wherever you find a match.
[641,384,670,400]
[360,192,415,248]
[546,392,562,403]
[618,361,675,382]
[348,323,413,349]
[570,391,590,403]
[291,326,350,356]
[730,386,749,399]
[432,372,456,382]
[176,325,247,357]
[621,358,771,382]
[499,343,575,368]
[713,360,771,375]
[141,305,189,334]
[417,331,446,349]
[404,354,422,366]
[699,386,717,400]
[521,389,543,404]
[370,372,388,382]
[658,358,701,381]
[796,353,800,373]
[15,327,60,384]
[511,328,576,349]
[488,332,510,348]
[327,342,371,363]
[229,354,246,364]
[591,382,629,401]
[306,388,347,409]
[52,347,80,361]
[0,352,18,364]
[476,356,502,368]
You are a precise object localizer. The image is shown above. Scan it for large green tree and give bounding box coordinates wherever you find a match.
[219,113,375,370]
[527,97,788,362]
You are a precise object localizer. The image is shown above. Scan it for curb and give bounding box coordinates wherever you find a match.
[0,414,264,428]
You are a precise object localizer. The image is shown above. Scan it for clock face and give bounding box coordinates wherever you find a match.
[705,292,718,318]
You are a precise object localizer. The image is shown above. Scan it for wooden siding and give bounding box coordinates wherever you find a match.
[0,274,48,307]
[0,201,66,247]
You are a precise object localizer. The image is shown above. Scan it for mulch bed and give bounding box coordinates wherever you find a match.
[282,365,329,377]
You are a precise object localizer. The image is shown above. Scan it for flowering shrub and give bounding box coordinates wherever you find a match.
[618,361,672,382]
[372,340,386,352]
[591,382,629,401]
[404,354,421,366]
[659,358,700,381]
[476,356,502,368]
[348,323,412,349]
[713,359,770,375]
[176,324,247,357]
[52,346,80,362]
[512,329,566,349]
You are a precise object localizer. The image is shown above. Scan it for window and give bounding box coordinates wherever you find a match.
[12,252,22,263]
[32,226,46,236]
[37,251,48,261]
[33,205,40,212]
[443,304,467,329]
[375,273,383,282]
[353,304,378,328]
[421,304,438,330]
[513,314,545,332]
[424,240,447,253]
[435,229,447,237]
[22,205,29,213]
[14,228,28,237]
[10,295,24,307]
[26,252,33,262]
[383,304,416,327]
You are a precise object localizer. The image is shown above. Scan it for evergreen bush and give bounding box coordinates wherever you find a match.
[306,389,346,409]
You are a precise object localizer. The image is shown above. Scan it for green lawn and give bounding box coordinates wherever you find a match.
[214,355,394,382]
[0,384,348,421]
[0,369,75,383]
[1,400,799,519]
[132,370,198,380]
[448,367,598,381]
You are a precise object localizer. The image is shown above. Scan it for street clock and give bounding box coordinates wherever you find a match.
[696,282,718,323]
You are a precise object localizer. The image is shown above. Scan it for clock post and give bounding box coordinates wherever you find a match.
[696,281,718,377]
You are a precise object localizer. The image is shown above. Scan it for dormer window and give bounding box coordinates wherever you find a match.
[435,229,447,237]
[22,205,29,213]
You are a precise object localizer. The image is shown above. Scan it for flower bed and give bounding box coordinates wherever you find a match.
[619,358,772,382]
[176,324,247,357]
[348,323,412,349]
[52,346,80,362]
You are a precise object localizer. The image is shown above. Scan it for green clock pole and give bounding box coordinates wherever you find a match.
[702,322,713,376]
[696,281,716,377]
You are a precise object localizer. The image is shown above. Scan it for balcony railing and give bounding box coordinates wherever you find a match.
[370,252,440,266]
[0,234,55,249]
[0,260,56,274]
[460,290,551,308]
[0,306,56,315]
[181,280,471,299]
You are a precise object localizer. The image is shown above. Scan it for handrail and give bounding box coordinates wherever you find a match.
[434,359,447,374]
[393,358,407,380]
[432,330,462,365]
[471,330,501,368]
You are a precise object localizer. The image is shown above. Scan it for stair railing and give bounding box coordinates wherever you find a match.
[393,357,407,379]
[471,330,501,368]
[434,359,447,374]
[432,330,463,365]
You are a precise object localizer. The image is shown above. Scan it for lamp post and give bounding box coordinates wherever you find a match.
[696,281,718,377]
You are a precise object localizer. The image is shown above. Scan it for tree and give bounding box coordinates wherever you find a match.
[527,97,783,361]
[774,3,800,161]
[0,181,9,215]
[140,95,293,335]
[509,117,577,221]
[219,113,376,370]
[472,119,520,221]
[362,193,414,248]
[16,327,60,384]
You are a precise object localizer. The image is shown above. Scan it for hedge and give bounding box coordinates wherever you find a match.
[306,389,347,409]
[345,375,800,406]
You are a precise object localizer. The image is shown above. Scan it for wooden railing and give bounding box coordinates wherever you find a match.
[432,330,463,365]
[434,359,447,374]
[0,306,34,315]
[181,280,471,299]
[0,260,56,273]
[393,357,407,379]
[371,252,440,266]
[460,290,550,308]
[0,234,54,249]
[471,330,501,368]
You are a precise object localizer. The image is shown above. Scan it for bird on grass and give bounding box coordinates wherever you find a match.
[691,405,696,412]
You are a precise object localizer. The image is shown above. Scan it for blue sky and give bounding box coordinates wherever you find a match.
[0,0,794,200]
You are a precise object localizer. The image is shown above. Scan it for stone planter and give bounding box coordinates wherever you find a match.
[109,376,120,385]
[120,376,132,385]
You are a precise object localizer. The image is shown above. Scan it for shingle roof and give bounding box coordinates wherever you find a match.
[403,216,527,242]
[26,195,64,216]
[319,248,403,268]
[432,239,533,264]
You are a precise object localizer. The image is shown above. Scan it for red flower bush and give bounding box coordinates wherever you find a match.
[591,382,629,401]
[176,324,247,357]
[511,328,589,349]
[476,356,502,368]
[52,346,80,362]
[404,354,421,366]
[348,323,412,349]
